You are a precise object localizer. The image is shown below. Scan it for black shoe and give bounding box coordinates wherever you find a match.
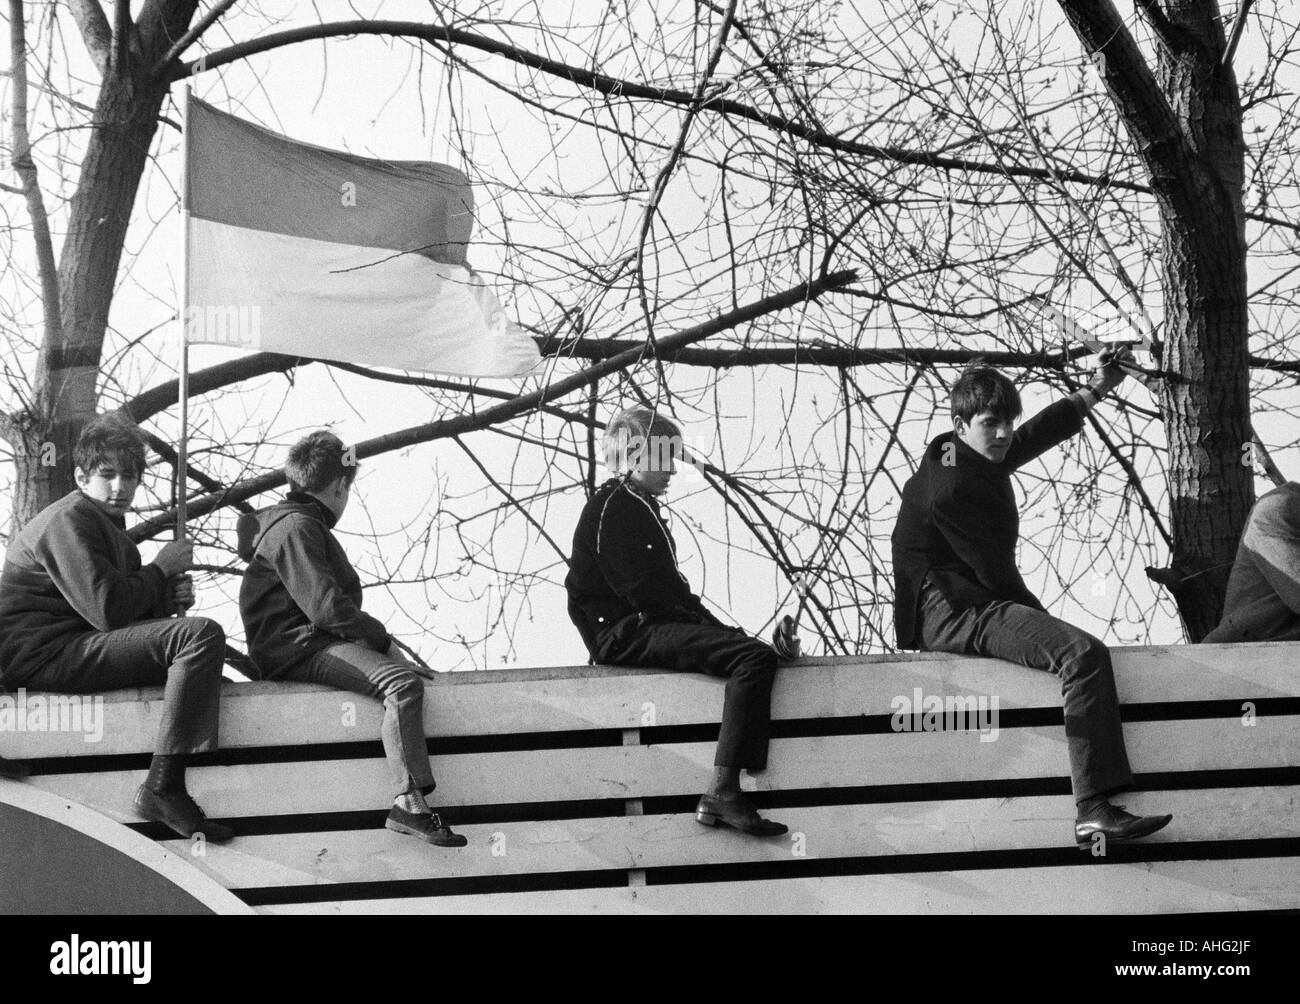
[134,784,234,843]
[0,755,29,781]
[696,792,788,837]
[386,806,468,847]
[1075,802,1172,848]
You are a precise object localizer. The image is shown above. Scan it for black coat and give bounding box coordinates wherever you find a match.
[890,398,1084,649]
[565,478,724,660]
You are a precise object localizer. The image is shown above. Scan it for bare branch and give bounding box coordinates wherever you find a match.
[1134,0,1198,53]
[166,19,1155,199]
[1056,0,1195,197]
[119,334,1300,437]
[151,0,238,76]
[112,0,129,68]
[453,436,569,566]
[161,18,1300,236]
[128,270,857,538]
[635,0,739,351]
[8,0,64,357]
[67,0,112,76]
[122,352,308,424]
[137,429,254,514]
[1222,0,1256,68]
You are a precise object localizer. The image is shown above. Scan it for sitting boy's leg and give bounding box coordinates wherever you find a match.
[919,582,1133,796]
[949,601,1133,799]
[287,642,466,847]
[30,617,224,755]
[20,617,230,841]
[612,622,778,769]
[918,581,1170,844]
[608,621,786,837]
[289,642,433,794]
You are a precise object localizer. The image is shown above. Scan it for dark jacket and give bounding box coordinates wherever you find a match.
[0,491,172,678]
[237,491,389,678]
[891,398,1085,649]
[565,477,725,660]
[1204,482,1300,643]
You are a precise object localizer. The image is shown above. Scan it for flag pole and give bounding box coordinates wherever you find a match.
[176,84,191,542]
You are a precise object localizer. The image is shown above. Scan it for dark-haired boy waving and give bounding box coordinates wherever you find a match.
[891,357,1171,847]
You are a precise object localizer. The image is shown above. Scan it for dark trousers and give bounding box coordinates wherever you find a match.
[6,617,224,756]
[282,641,434,797]
[917,580,1134,803]
[603,621,777,769]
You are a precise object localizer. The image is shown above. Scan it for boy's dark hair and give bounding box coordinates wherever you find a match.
[950,362,1023,424]
[284,431,358,494]
[74,413,148,478]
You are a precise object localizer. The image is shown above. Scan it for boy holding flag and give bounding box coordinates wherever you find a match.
[0,414,230,840]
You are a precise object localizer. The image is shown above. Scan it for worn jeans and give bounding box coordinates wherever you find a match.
[917,579,1134,803]
[601,620,778,769]
[6,617,224,755]
[285,641,434,797]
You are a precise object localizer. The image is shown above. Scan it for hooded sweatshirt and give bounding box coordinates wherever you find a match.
[237,491,389,678]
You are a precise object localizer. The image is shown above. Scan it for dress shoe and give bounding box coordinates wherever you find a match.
[696,791,788,837]
[134,784,234,843]
[0,755,29,781]
[1075,802,1172,847]
[386,806,468,847]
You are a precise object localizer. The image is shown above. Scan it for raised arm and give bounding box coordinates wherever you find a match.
[1006,348,1132,470]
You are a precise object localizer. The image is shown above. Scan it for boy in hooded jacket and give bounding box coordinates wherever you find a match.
[237,431,464,847]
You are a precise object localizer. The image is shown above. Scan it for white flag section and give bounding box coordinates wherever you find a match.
[183,97,539,378]
[1038,300,1105,352]
[185,219,541,376]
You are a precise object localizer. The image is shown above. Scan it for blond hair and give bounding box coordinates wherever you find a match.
[602,406,685,475]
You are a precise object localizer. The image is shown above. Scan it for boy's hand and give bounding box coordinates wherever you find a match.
[1090,344,1135,397]
[155,538,194,577]
[169,574,196,613]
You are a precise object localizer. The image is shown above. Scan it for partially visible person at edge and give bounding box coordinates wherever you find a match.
[1203,480,1300,643]
[236,431,466,848]
[565,406,789,838]
[890,354,1173,848]
[0,414,231,840]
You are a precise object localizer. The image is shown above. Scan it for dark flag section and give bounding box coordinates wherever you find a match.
[186,97,474,264]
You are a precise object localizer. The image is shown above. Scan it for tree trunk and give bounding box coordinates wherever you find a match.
[1154,1,1253,640]
[11,33,176,527]
[1057,0,1254,640]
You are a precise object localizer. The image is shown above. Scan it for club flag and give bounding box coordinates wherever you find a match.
[1036,299,1103,353]
[183,96,540,377]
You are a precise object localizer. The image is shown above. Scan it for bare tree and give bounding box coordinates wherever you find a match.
[3,1,1297,664]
